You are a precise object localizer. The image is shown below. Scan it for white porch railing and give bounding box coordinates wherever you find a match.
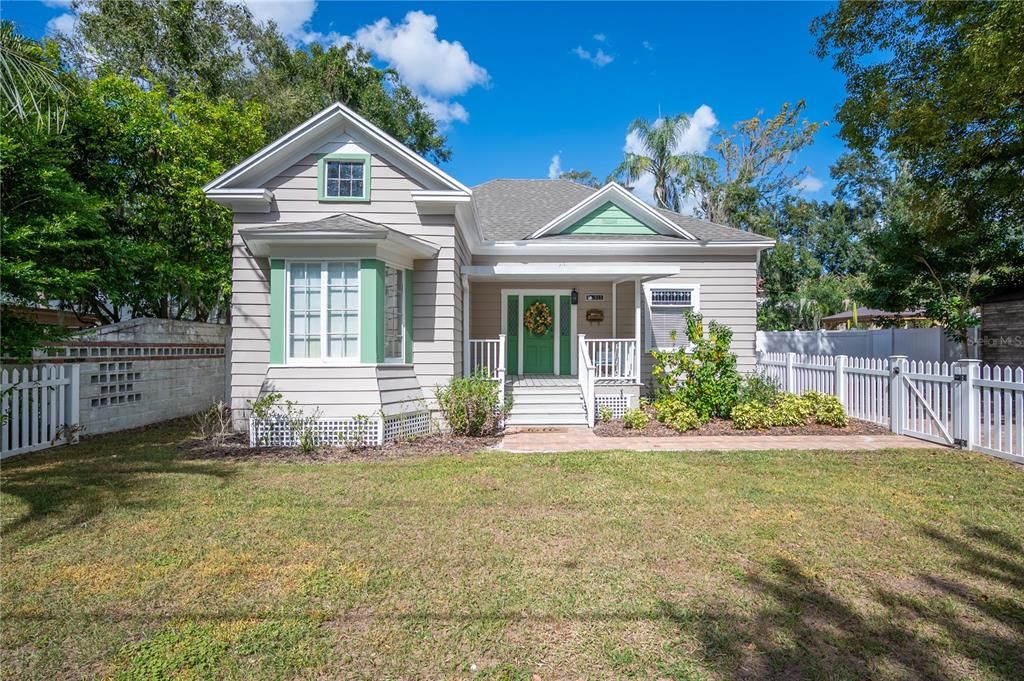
[585,338,639,382]
[578,335,596,426]
[1,364,81,459]
[469,335,507,408]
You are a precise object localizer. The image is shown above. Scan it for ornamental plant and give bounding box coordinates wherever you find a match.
[622,408,650,430]
[435,371,502,436]
[650,312,741,421]
[654,396,701,432]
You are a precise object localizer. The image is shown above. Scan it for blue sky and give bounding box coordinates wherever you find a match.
[5,1,847,205]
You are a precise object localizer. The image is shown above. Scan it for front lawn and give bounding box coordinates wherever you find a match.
[2,423,1022,680]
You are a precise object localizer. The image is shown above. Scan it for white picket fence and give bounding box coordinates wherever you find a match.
[758,352,1023,464]
[1,364,81,460]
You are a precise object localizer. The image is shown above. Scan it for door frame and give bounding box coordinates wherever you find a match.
[500,288,577,376]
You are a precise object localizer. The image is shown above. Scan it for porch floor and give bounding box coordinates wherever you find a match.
[505,374,637,387]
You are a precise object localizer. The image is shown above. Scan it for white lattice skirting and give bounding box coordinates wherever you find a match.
[249,411,433,448]
[595,394,631,419]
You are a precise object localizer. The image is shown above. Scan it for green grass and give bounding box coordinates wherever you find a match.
[2,422,1023,680]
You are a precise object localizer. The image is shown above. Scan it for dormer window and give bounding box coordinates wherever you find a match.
[318,153,370,201]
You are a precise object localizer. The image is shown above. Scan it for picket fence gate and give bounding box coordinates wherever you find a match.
[1,364,81,460]
[758,352,1023,464]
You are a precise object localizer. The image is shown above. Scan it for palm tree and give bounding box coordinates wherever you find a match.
[0,21,69,131]
[614,114,705,211]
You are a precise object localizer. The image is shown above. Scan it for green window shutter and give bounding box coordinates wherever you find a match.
[506,295,519,376]
[405,268,414,363]
[559,294,572,375]
[360,259,385,363]
[269,259,285,364]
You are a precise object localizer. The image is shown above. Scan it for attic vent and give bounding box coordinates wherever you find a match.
[650,289,692,307]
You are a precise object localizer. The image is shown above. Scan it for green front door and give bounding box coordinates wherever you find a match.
[521,295,555,374]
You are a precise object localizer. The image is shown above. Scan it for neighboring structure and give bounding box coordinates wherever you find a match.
[980,290,1024,366]
[2,305,101,330]
[204,103,773,440]
[820,307,930,330]
[36,318,228,436]
[758,327,978,363]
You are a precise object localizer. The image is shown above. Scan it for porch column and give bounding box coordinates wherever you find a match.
[462,274,470,376]
[634,277,642,384]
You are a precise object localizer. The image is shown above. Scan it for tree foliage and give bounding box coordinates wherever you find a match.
[0,20,70,131]
[613,114,706,211]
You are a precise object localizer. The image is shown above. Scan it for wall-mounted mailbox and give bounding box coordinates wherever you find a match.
[585,309,604,323]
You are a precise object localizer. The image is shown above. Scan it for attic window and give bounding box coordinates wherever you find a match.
[318,154,370,201]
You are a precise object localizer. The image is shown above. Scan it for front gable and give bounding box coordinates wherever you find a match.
[526,182,696,240]
[561,202,659,236]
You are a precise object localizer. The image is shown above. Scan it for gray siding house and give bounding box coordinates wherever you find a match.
[205,103,773,442]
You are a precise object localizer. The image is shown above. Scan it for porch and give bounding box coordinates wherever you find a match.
[461,263,678,425]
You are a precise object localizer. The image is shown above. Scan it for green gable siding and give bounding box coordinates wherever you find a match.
[561,202,658,235]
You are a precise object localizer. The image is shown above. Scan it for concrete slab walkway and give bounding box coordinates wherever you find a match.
[498,427,942,452]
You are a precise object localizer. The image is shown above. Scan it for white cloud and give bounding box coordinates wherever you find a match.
[642,40,654,51]
[622,105,718,214]
[548,153,562,180]
[572,45,613,67]
[238,0,323,43]
[593,33,606,42]
[348,11,489,98]
[42,0,72,8]
[45,12,77,36]
[797,175,825,194]
[419,94,469,125]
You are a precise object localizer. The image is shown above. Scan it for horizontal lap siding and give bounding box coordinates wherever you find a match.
[229,139,461,425]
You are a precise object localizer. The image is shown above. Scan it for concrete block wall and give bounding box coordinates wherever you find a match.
[37,318,229,436]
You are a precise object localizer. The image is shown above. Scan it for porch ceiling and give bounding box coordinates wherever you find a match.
[461,263,679,282]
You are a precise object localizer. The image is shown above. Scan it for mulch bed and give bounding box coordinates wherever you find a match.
[179,431,501,462]
[593,406,890,438]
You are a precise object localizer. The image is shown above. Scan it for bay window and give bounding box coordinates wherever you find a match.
[288,261,359,361]
[384,265,405,362]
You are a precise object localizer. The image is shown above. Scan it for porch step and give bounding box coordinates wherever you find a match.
[505,381,588,427]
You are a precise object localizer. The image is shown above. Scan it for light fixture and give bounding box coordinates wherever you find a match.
[571,288,578,305]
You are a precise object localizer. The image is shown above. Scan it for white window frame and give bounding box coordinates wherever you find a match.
[285,259,361,365]
[383,264,406,364]
[643,282,701,351]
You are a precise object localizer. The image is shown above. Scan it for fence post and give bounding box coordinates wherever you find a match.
[888,355,908,435]
[785,352,795,393]
[834,355,847,407]
[953,358,980,449]
[64,364,81,444]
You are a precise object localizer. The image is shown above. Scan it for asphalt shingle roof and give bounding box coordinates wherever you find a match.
[239,213,389,235]
[472,179,771,244]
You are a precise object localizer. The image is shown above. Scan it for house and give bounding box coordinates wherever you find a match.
[980,290,1024,366]
[820,307,931,330]
[204,103,773,443]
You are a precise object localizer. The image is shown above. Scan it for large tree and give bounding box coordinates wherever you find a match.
[613,114,705,211]
[0,20,69,131]
[815,1,1024,345]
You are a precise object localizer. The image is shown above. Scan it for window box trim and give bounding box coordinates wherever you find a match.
[317,153,371,203]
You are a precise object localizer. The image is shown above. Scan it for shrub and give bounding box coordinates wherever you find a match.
[730,402,775,429]
[435,371,501,436]
[650,312,741,421]
[622,408,650,430]
[598,404,614,423]
[803,391,848,427]
[192,400,232,445]
[737,371,780,406]
[770,393,814,427]
[654,397,701,432]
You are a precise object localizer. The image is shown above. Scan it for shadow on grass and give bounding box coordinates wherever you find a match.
[1,424,238,546]
[663,523,1024,680]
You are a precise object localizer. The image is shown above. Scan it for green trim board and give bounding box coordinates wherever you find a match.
[404,268,414,363]
[269,259,285,364]
[317,152,371,202]
[560,201,658,235]
[360,259,385,363]
[506,295,519,376]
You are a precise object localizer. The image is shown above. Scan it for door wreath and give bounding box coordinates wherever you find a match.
[523,300,553,335]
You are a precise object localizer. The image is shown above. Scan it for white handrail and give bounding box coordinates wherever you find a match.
[584,338,638,381]
[578,334,595,427]
[496,334,507,412]
[468,338,504,380]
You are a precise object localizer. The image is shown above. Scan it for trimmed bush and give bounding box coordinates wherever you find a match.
[737,371,780,406]
[435,371,501,436]
[804,392,849,427]
[770,393,814,427]
[622,408,650,430]
[731,402,775,429]
[654,397,701,432]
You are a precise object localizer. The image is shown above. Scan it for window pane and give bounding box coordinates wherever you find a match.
[326,161,341,180]
[350,180,364,197]
[290,288,306,311]
[326,179,340,196]
[307,337,320,358]
[384,266,403,359]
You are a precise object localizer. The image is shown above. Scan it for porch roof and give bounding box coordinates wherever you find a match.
[461,263,680,282]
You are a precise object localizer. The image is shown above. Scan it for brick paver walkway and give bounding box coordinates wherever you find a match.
[498,428,942,452]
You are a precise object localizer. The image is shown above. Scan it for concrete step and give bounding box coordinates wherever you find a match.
[508,392,585,405]
[509,403,585,416]
[506,413,589,426]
